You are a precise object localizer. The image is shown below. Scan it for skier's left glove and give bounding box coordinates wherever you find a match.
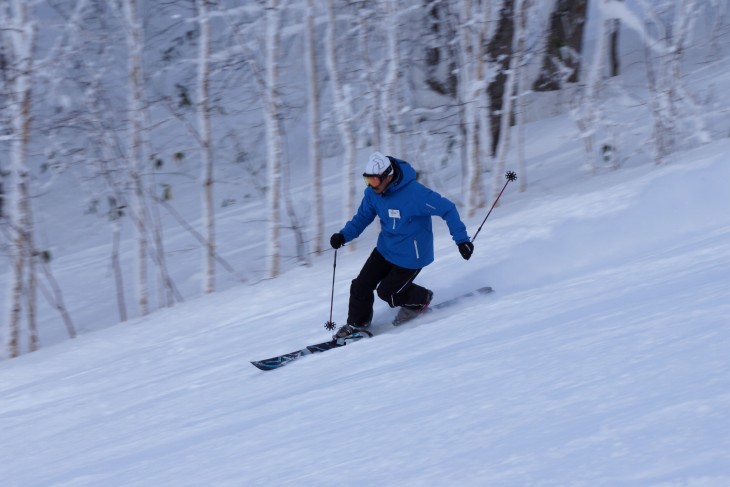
[458,241,474,260]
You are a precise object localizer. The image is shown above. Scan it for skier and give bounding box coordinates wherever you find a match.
[330,152,474,339]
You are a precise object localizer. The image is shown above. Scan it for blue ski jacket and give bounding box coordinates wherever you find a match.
[340,158,470,269]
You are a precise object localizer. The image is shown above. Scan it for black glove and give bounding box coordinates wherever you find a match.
[458,241,474,260]
[330,232,346,249]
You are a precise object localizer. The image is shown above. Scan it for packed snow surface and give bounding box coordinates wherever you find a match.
[1,141,729,486]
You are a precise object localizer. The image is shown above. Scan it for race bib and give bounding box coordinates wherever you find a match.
[388,209,401,219]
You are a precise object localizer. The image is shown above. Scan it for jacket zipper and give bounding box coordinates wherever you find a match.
[413,239,420,259]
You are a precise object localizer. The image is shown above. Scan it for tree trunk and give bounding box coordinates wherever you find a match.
[487,0,515,158]
[493,0,531,204]
[383,0,403,154]
[516,0,531,192]
[639,0,704,164]
[38,253,77,339]
[122,0,149,315]
[7,244,24,358]
[460,0,489,217]
[325,0,357,247]
[4,0,38,358]
[609,18,620,77]
[197,0,215,293]
[24,191,38,353]
[574,0,609,172]
[305,0,325,255]
[533,0,589,91]
[265,0,283,278]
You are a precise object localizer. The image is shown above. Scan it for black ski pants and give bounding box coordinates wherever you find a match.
[347,248,431,326]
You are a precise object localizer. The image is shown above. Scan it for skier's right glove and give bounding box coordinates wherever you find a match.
[458,241,474,260]
[330,232,346,249]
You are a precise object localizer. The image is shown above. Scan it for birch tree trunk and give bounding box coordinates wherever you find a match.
[82,74,132,322]
[305,0,324,255]
[573,0,610,171]
[383,0,403,154]
[477,1,495,197]
[148,175,174,307]
[197,0,215,292]
[118,1,179,308]
[325,0,357,243]
[460,0,477,215]
[3,0,38,358]
[638,0,704,164]
[265,0,283,277]
[24,192,38,352]
[668,0,708,145]
[111,211,128,322]
[121,0,149,315]
[492,0,531,204]
[461,0,491,217]
[515,0,532,193]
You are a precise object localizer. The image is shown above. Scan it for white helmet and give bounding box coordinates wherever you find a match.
[363,152,393,177]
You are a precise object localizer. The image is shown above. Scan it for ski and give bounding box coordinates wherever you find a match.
[429,285,493,312]
[250,286,493,371]
[251,331,373,371]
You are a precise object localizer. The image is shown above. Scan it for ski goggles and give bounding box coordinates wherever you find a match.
[362,165,393,187]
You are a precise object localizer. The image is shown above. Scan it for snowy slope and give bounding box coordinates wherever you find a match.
[1,141,729,486]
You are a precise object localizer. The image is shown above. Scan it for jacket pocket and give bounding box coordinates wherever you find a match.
[413,239,420,260]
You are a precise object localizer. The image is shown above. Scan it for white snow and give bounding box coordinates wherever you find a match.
[1,140,729,485]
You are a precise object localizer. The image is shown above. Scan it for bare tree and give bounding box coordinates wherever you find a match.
[2,0,39,357]
[127,1,178,309]
[305,0,325,255]
[639,0,708,164]
[492,0,532,203]
[197,0,215,292]
[325,0,357,246]
[36,0,132,323]
[265,0,283,277]
[81,69,135,323]
[572,0,610,172]
[591,0,709,166]
[121,0,151,315]
[459,0,494,217]
[215,1,293,276]
[515,0,532,192]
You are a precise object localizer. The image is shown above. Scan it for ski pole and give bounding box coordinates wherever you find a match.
[471,171,517,243]
[324,248,338,331]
